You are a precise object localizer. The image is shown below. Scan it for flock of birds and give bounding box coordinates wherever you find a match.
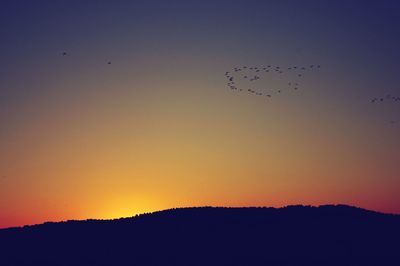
[224,64,399,125]
[224,64,320,99]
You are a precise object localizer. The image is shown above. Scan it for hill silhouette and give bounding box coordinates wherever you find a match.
[1,205,399,265]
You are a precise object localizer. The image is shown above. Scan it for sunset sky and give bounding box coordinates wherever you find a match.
[1,0,400,228]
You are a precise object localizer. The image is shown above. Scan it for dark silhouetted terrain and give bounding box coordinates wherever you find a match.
[1,205,399,265]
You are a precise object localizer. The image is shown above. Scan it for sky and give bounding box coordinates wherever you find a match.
[1,0,400,228]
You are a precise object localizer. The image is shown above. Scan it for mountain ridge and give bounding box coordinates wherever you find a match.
[2,204,396,231]
[1,204,399,265]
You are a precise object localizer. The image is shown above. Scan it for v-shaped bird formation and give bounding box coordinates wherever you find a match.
[224,64,321,99]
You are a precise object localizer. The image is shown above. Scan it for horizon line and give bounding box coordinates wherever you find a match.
[2,203,399,230]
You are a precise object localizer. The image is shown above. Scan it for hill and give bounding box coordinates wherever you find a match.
[1,205,399,265]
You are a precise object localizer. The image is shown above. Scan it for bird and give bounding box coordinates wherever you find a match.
[107,61,112,65]
[62,52,67,56]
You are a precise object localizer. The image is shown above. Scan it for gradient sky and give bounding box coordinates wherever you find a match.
[1,0,400,228]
